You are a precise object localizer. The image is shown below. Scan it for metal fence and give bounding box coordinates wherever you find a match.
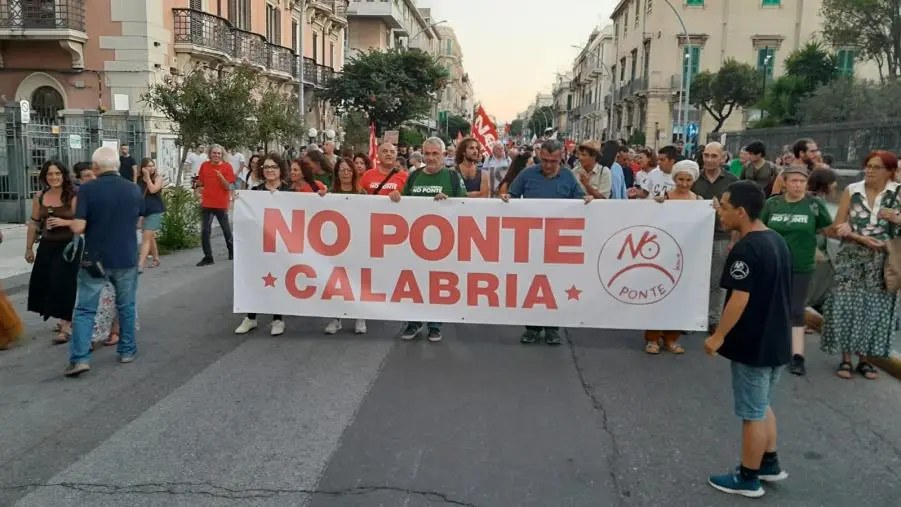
[723,121,901,170]
[0,104,146,222]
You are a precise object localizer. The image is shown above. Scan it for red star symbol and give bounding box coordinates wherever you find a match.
[262,272,277,288]
[565,285,582,301]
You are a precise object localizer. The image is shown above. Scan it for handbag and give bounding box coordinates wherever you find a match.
[884,187,901,291]
[0,282,24,349]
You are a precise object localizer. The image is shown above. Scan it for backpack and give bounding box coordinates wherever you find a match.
[406,168,465,196]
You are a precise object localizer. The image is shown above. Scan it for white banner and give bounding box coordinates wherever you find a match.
[233,192,715,330]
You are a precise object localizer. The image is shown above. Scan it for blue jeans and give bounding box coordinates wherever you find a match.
[69,268,139,364]
[731,362,783,421]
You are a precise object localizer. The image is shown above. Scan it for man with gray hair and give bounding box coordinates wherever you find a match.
[484,141,511,197]
[501,138,593,346]
[65,146,144,377]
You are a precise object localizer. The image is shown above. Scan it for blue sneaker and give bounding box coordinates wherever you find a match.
[758,462,789,482]
[708,470,764,498]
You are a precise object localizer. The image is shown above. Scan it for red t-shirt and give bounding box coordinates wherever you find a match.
[295,180,328,193]
[360,168,408,196]
[198,161,236,209]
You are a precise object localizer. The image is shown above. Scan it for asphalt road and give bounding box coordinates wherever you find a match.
[1,244,900,506]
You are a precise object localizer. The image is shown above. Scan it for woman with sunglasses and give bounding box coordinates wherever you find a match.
[234,153,291,337]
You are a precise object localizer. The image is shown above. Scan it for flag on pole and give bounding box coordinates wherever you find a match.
[368,122,377,169]
[470,104,499,151]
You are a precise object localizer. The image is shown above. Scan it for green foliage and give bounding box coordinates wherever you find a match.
[821,0,901,81]
[759,75,809,125]
[443,114,470,143]
[628,131,646,146]
[688,59,761,133]
[319,49,449,133]
[797,77,901,123]
[399,128,425,148]
[157,187,201,254]
[759,42,841,126]
[251,86,304,149]
[509,119,524,137]
[528,106,554,136]
[341,111,371,153]
[784,41,839,91]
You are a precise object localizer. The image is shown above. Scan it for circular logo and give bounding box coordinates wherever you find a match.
[597,225,683,305]
[729,260,749,280]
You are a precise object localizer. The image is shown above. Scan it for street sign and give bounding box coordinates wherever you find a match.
[686,122,698,139]
[19,100,30,124]
[438,111,447,123]
[69,134,82,149]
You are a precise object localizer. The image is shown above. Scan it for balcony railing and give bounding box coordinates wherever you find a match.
[173,9,335,84]
[631,77,648,93]
[0,0,85,31]
[312,0,348,18]
[580,103,595,116]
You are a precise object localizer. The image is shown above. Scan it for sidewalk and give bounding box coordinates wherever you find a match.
[0,224,34,294]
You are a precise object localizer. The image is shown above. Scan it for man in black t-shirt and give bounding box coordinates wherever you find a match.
[705,181,792,499]
[119,144,137,183]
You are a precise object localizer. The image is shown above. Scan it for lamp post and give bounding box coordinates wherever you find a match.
[407,19,447,46]
[663,0,691,156]
[761,48,772,119]
[298,0,307,131]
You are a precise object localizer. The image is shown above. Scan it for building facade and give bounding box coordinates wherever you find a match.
[607,0,879,148]
[552,72,572,136]
[435,25,472,121]
[569,25,614,142]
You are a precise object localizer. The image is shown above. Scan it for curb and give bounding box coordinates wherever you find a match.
[871,354,901,381]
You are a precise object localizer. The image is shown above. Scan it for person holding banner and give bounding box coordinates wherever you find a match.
[361,142,408,196]
[501,139,593,345]
[455,137,489,198]
[389,137,467,342]
[290,157,328,195]
[235,154,293,337]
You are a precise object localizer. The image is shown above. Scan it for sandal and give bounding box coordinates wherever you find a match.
[52,330,70,345]
[836,361,853,379]
[103,333,120,347]
[856,361,878,380]
[663,342,685,354]
[148,259,160,269]
[644,341,661,355]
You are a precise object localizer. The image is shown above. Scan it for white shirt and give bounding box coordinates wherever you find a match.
[230,152,246,173]
[185,152,208,176]
[641,168,675,199]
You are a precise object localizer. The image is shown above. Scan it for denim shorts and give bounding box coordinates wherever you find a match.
[731,362,783,421]
[143,213,163,231]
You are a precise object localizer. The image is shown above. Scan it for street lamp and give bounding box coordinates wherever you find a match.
[407,20,447,45]
[663,0,691,156]
[761,48,773,119]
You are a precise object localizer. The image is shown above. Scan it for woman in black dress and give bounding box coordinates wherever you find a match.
[25,161,79,343]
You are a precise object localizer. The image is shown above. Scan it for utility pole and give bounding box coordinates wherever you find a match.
[663,0,691,157]
[298,0,306,132]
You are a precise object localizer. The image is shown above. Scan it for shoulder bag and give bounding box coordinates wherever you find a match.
[883,186,901,291]
[372,168,398,195]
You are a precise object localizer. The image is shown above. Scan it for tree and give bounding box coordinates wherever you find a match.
[509,119,524,137]
[319,49,448,134]
[341,111,371,153]
[250,86,304,151]
[142,65,256,183]
[757,43,840,126]
[528,106,554,136]
[756,75,809,126]
[784,41,838,91]
[798,77,901,123]
[399,127,425,148]
[821,0,901,82]
[443,114,470,143]
[688,59,761,134]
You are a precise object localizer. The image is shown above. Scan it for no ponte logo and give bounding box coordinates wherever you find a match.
[597,226,684,305]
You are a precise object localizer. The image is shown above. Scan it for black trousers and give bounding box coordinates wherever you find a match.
[247,314,283,321]
[201,207,233,259]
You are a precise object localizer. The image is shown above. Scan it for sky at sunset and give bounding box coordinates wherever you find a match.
[422,0,620,123]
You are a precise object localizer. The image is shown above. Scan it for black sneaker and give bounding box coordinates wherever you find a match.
[427,327,442,342]
[544,329,563,345]
[520,329,540,344]
[789,354,806,376]
[196,257,214,267]
[401,323,421,340]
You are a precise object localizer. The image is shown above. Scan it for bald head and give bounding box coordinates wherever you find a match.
[92,146,119,173]
[702,142,725,171]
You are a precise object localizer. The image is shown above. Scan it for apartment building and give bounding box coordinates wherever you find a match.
[435,25,473,121]
[569,25,615,142]
[607,0,879,147]
[552,72,572,135]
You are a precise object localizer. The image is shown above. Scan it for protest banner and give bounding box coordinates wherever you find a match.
[233,192,715,330]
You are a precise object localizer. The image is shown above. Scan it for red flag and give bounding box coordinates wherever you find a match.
[470,105,499,152]
[368,122,377,169]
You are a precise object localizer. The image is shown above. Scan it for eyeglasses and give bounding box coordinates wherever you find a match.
[338,167,354,173]
[262,164,280,171]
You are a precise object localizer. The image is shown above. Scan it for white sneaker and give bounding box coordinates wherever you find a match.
[270,320,285,336]
[354,319,367,334]
[234,317,257,334]
[324,319,342,335]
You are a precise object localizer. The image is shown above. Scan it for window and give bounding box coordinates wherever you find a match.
[312,33,318,62]
[265,3,280,44]
[647,0,653,13]
[836,49,856,76]
[634,0,640,28]
[623,15,628,36]
[228,0,250,30]
[757,47,775,78]
[682,45,700,88]
[330,42,335,68]
[686,0,703,5]
[446,39,452,55]
[762,0,780,5]
[630,49,638,79]
[620,58,626,80]
[291,20,298,52]
[643,41,650,78]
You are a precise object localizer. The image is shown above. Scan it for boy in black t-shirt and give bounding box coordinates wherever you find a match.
[705,181,792,499]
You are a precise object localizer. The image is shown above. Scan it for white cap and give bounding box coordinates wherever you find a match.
[672,160,700,181]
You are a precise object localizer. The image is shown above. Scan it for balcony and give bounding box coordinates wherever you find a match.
[311,0,349,24]
[631,77,648,94]
[588,62,605,77]
[347,0,404,30]
[0,0,88,68]
[603,94,611,108]
[173,9,335,85]
[580,103,595,116]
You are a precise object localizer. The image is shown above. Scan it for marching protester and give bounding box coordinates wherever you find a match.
[502,139,593,345]
[361,142,408,195]
[306,149,334,188]
[629,146,656,198]
[600,140,628,199]
[240,154,263,190]
[26,161,79,343]
[638,145,676,200]
[705,181,792,498]
[644,160,702,354]
[137,158,165,272]
[65,147,144,377]
[235,154,293,337]
[456,137,489,198]
[823,150,900,380]
[741,141,778,195]
[484,142,512,197]
[389,137,467,342]
[759,165,833,376]
[571,140,611,199]
[497,149,532,197]
[353,153,373,177]
[331,157,365,194]
[195,144,235,267]
[323,140,338,166]
[693,142,739,332]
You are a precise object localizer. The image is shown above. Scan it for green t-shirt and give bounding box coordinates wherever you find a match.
[401,168,466,198]
[728,159,744,177]
[760,194,834,273]
[314,172,332,188]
